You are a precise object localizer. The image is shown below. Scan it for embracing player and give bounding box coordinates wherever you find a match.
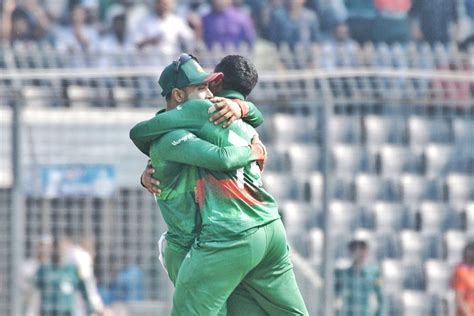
[130,54,308,315]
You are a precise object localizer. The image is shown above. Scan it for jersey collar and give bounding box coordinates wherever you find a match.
[217,90,246,101]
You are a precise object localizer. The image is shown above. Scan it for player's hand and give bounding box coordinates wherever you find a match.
[141,161,161,195]
[250,134,266,172]
[208,97,242,128]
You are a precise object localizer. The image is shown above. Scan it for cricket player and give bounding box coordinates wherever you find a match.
[132,54,269,315]
[130,54,308,315]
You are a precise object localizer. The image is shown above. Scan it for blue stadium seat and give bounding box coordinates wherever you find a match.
[402,290,430,316]
[287,144,321,172]
[379,145,422,176]
[330,116,362,144]
[465,203,474,235]
[272,113,318,144]
[375,233,400,259]
[329,200,356,235]
[446,173,474,208]
[308,172,323,204]
[67,85,110,107]
[308,228,323,266]
[453,118,474,145]
[444,230,466,267]
[22,85,61,108]
[403,264,425,291]
[424,259,451,296]
[332,144,367,175]
[261,144,288,172]
[417,201,448,235]
[424,144,454,177]
[364,115,407,148]
[280,201,319,233]
[373,202,403,234]
[400,174,444,204]
[355,174,400,204]
[400,230,424,264]
[112,87,137,108]
[382,259,404,294]
[408,116,452,149]
[262,172,305,201]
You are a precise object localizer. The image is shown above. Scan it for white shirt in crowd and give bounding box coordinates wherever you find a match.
[134,12,194,58]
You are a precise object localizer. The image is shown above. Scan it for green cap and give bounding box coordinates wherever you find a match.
[159,54,223,97]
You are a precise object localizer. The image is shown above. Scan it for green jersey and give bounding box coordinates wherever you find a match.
[130,91,279,242]
[149,129,257,249]
[35,264,89,313]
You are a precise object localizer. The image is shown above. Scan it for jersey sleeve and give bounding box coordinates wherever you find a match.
[150,130,255,171]
[129,100,212,156]
[243,101,264,127]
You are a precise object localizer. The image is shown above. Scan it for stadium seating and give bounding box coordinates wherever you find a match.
[400,230,424,264]
[363,115,407,148]
[446,173,474,207]
[272,113,318,144]
[379,145,422,176]
[401,290,430,316]
[424,144,454,177]
[424,259,450,295]
[287,144,321,172]
[444,230,466,267]
[332,144,367,175]
[262,172,306,201]
[408,116,452,150]
[373,202,404,234]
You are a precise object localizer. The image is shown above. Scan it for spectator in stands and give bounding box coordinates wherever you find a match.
[267,0,320,49]
[452,242,474,316]
[334,237,385,316]
[99,4,134,53]
[372,0,411,44]
[134,0,194,58]
[409,0,459,45]
[118,0,150,37]
[343,0,377,44]
[202,0,255,49]
[54,4,100,51]
[1,0,52,43]
[175,0,210,43]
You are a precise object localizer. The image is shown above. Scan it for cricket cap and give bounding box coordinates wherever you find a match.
[159,53,223,97]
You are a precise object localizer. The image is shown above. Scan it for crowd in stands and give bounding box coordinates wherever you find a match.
[1,0,474,59]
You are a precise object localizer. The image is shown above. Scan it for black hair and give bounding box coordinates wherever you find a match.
[214,55,258,97]
[348,240,368,251]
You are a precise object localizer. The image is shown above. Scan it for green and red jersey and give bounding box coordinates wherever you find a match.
[130,91,280,242]
[149,129,257,249]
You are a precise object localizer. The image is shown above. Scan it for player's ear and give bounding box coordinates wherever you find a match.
[209,77,223,94]
[172,88,186,103]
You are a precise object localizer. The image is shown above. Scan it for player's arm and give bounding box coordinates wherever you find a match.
[209,98,264,128]
[130,98,263,156]
[129,100,214,156]
[150,130,266,171]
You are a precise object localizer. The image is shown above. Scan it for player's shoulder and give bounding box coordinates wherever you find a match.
[151,130,196,150]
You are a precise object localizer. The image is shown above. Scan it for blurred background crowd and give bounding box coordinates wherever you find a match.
[1,0,474,59]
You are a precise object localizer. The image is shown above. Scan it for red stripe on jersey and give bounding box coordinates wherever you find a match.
[195,175,262,207]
